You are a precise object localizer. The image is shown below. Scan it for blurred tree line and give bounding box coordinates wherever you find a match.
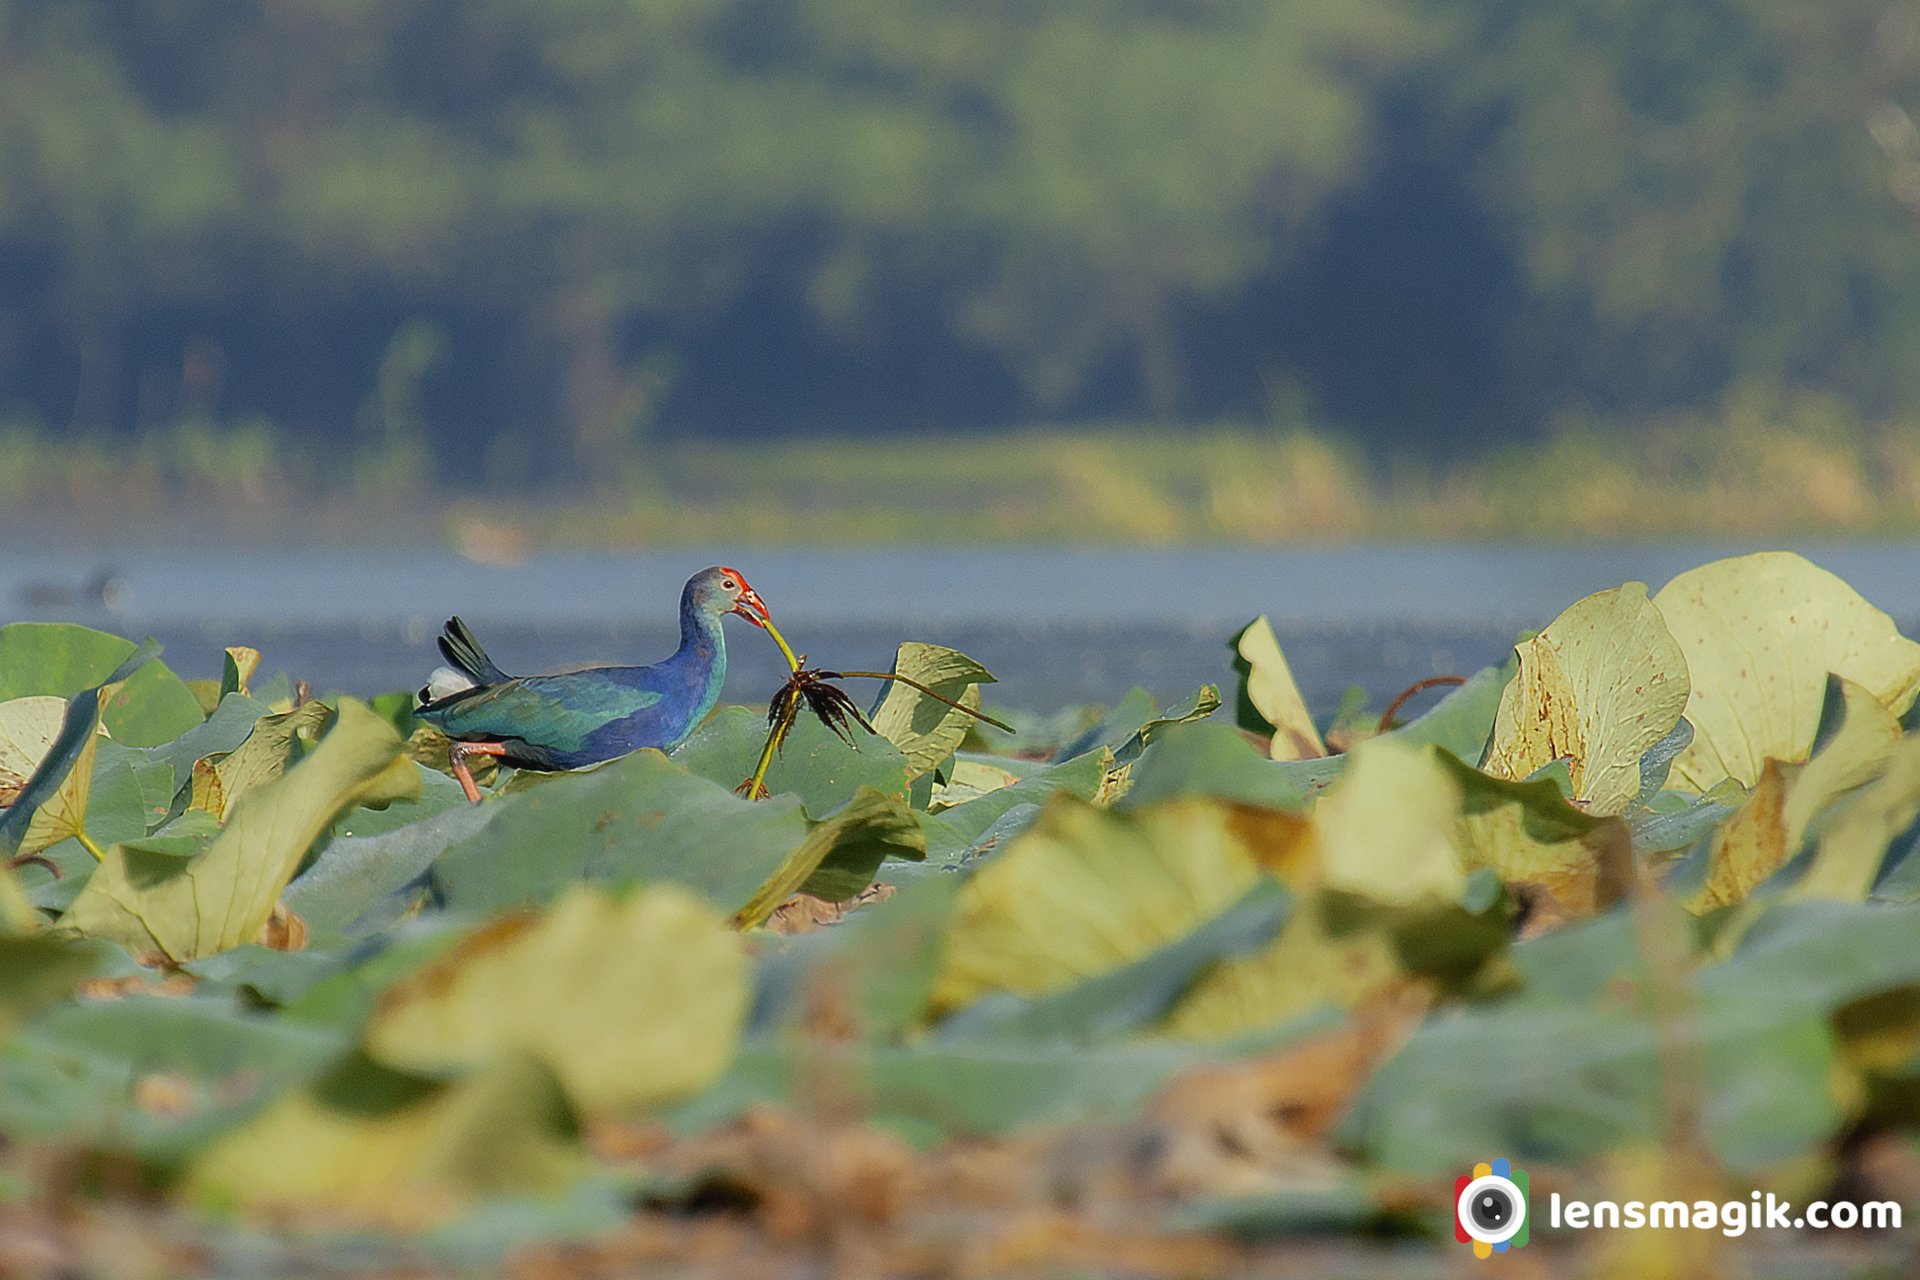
[1,0,1917,484]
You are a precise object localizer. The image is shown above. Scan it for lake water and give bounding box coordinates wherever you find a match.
[5,541,1917,712]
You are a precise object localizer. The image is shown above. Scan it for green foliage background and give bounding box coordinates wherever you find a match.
[1,0,1916,481]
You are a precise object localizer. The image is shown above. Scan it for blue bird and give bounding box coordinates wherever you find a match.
[414,566,771,802]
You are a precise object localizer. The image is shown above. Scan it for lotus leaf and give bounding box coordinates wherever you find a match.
[673,704,910,814]
[427,749,812,915]
[188,701,335,821]
[0,992,348,1156]
[866,642,996,780]
[0,696,65,800]
[1654,552,1920,791]
[1232,615,1326,760]
[732,786,925,927]
[1440,754,1634,916]
[1483,584,1690,814]
[1794,735,1920,902]
[0,623,203,745]
[1690,677,1900,910]
[62,698,418,962]
[931,795,1312,1013]
[185,1051,581,1223]
[365,885,748,1114]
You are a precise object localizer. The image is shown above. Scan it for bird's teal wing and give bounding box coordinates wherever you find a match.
[419,672,663,756]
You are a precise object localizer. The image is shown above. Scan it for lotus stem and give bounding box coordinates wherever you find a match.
[761,617,802,674]
[1377,674,1467,734]
[75,830,107,862]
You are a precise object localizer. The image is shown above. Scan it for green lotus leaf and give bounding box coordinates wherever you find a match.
[285,803,499,947]
[866,643,996,781]
[915,748,1109,865]
[0,935,114,1043]
[1162,739,1509,1041]
[427,749,811,916]
[1653,552,1920,792]
[930,794,1313,1014]
[1232,615,1326,760]
[185,1051,581,1224]
[1158,896,1407,1041]
[732,786,925,928]
[673,704,910,814]
[0,991,348,1155]
[365,885,748,1115]
[1689,676,1900,910]
[0,865,32,931]
[1438,753,1634,917]
[61,698,417,962]
[0,623,204,746]
[1124,721,1320,811]
[189,701,335,821]
[0,643,161,865]
[1483,583,1690,815]
[939,878,1293,1045]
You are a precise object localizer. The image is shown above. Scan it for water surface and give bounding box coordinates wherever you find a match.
[6,541,1915,712]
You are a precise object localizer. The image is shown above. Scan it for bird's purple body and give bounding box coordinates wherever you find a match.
[414,567,770,798]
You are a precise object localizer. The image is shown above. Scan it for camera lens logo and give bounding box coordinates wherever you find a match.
[1455,1159,1529,1258]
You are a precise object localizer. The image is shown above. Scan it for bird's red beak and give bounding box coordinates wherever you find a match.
[730,585,771,628]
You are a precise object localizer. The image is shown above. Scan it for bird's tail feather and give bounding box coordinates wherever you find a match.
[438,616,510,685]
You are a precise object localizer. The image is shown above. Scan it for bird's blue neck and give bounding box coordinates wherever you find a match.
[670,599,728,716]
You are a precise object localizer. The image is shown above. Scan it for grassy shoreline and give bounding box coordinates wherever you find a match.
[8,391,1920,549]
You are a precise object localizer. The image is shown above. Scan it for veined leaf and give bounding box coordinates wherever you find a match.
[0,623,202,745]
[931,795,1312,1014]
[189,701,334,821]
[1689,677,1900,910]
[61,699,417,962]
[1654,552,1920,792]
[0,642,161,863]
[1483,583,1690,815]
[0,696,66,803]
[1439,754,1634,917]
[867,643,996,781]
[733,786,925,928]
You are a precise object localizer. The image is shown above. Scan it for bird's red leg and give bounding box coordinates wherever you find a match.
[448,741,509,805]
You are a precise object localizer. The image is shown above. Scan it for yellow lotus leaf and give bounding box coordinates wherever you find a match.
[366,885,748,1114]
[189,701,334,821]
[931,795,1314,1013]
[1692,678,1900,911]
[186,1052,580,1226]
[1312,735,1468,907]
[1654,552,1920,792]
[1159,896,1406,1040]
[1794,735,1920,902]
[1235,615,1326,760]
[1441,754,1634,917]
[0,693,109,862]
[1483,584,1690,814]
[0,695,66,800]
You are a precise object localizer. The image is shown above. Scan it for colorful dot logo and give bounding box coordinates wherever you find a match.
[1455,1158,1530,1258]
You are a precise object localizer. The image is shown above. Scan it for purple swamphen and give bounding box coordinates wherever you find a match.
[414,566,772,802]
